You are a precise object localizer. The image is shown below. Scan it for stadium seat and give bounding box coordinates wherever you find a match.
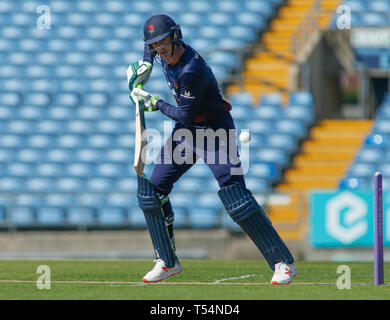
[275,119,307,139]
[252,104,283,120]
[247,162,280,182]
[364,134,387,147]
[346,162,378,178]
[188,208,219,229]
[265,133,298,153]
[253,147,289,167]
[36,207,65,225]
[284,105,314,126]
[243,177,270,193]
[228,92,253,107]
[339,176,371,190]
[128,207,147,228]
[259,92,283,106]
[97,207,127,226]
[9,206,35,226]
[354,148,386,163]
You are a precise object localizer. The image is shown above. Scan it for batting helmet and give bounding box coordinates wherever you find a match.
[143,14,182,47]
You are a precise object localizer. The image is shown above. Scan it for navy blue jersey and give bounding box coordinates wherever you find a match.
[143,43,231,126]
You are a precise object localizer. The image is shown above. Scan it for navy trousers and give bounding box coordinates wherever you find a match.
[150,113,245,196]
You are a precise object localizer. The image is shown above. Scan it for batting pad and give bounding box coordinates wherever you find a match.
[137,175,176,267]
[218,184,294,270]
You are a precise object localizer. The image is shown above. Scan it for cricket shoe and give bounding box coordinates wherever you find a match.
[142,258,182,283]
[271,262,298,285]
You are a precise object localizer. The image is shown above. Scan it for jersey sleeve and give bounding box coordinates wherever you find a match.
[156,72,206,125]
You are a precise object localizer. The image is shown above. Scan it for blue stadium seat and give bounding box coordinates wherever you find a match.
[227,25,258,42]
[86,178,117,192]
[259,92,283,106]
[265,133,298,153]
[369,1,390,11]
[339,176,371,190]
[346,162,378,178]
[228,92,253,107]
[36,163,63,177]
[354,147,385,163]
[171,206,188,228]
[373,119,390,134]
[341,0,367,12]
[36,207,65,225]
[188,208,219,229]
[0,134,24,148]
[0,107,13,119]
[66,207,96,226]
[5,162,33,177]
[186,163,211,178]
[18,149,44,162]
[116,177,138,193]
[235,12,266,31]
[56,134,85,148]
[275,119,307,139]
[364,133,387,147]
[97,207,127,226]
[46,148,74,162]
[5,120,35,134]
[253,147,289,167]
[247,162,280,182]
[284,104,314,125]
[243,1,273,18]
[245,119,274,134]
[128,207,147,228]
[9,206,35,226]
[56,177,86,192]
[205,51,238,71]
[0,93,21,106]
[253,105,283,120]
[353,12,388,27]
[230,105,254,121]
[288,91,314,106]
[75,148,103,162]
[25,177,55,192]
[244,177,270,193]
[218,38,248,51]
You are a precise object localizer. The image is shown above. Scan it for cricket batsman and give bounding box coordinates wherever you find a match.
[127,14,298,284]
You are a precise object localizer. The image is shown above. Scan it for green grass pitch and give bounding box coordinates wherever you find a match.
[0,260,389,300]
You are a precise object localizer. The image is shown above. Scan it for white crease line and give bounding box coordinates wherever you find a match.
[214,274,256,284]
[0,280,388,286]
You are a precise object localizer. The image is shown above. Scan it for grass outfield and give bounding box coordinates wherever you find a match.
[0,260,389,300]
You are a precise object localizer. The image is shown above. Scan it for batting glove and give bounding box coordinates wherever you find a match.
[132,87,162,112]
[127,60,152,90]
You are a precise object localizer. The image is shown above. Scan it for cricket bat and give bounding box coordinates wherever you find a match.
[133,84,147,176]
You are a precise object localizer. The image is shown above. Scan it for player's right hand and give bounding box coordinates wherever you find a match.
[127,60,152,90]
[132,87,161,112]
